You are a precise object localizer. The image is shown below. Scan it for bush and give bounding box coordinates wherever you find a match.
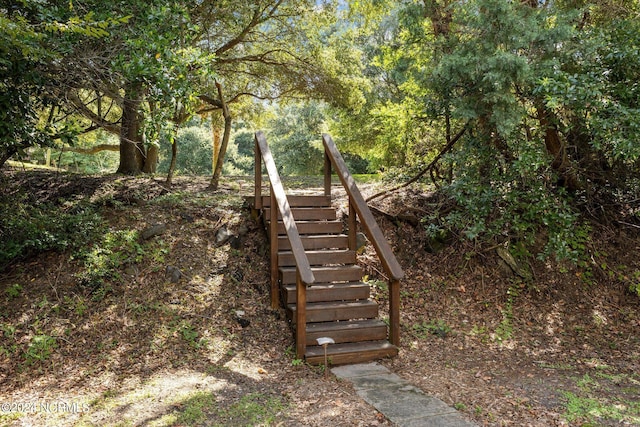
[0,194,105,270]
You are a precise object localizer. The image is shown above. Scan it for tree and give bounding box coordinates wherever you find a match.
[0,2,129,168]
[337,0,640,260]
[269,102,326,176]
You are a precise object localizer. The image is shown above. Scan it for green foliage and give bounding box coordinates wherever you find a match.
[24,334,57,366]
[221,393,286,426]
[77,229,141,291]
[0,194,104,270]
[331,0,640,263]
[179,321,200,348]
[5,284,23,299]
[269,102,326,176]
[0,3,128,166]
[175,392,216,426]
[412,319,452,339]
[159,122,212,175]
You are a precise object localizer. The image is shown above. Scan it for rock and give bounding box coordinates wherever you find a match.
[356,232,368,252]
[141,223,167,240]
[215,225,234,245]
[229,235,242,249]
[165,265,183,283]
[496,246,531,279]
[124,265,139,276]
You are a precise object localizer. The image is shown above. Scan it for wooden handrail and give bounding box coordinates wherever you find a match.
[322,134,404,281]
[322,133,403,347]
[255,131,313,357]
[255,131,315,285]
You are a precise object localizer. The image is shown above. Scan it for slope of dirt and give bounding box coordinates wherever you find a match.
[1,170,639,426]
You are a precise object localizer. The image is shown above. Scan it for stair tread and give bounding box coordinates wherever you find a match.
[282,281,370,304]
[262,195,332,207]
[287,299,378,323]
[278,249,356,267]
[268,221,343,236]
[288,300,377,311]
[305,340,398,365]
[279,264,362,273]
[277,235,349,250]
[306,319,387,332]
[263,207,336,221]
[279,264,363,285]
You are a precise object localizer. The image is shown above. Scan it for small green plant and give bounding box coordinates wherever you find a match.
[175,392,216,425]
[24,334,56,365]
[495,284,520,342]
[221,393,286,426]
[454,402,467,411]
[64,295,88,316]
[291,358,304,366]
[5,284,22,299]
[77,229,143,291]
[179,322,201,349]
[413,319,452,339]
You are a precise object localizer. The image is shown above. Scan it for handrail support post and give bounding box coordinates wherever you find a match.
[255,139,262,209]
[323,150,331,197]
[389,279,400,346]
[295,270,307,359]
[269,186,279,309]
[348,197,357,251]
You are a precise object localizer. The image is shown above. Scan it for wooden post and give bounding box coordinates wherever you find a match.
[348,196,357,251]
[270,187,279,309]
[389,279,400,346]
[254,138,262,209]
[296,269,307,359]
[323,151,331,197]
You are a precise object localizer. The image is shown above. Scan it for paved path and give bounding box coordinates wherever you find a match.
[332,363,477,427]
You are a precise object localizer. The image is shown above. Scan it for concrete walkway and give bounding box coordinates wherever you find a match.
[332,363,477,427]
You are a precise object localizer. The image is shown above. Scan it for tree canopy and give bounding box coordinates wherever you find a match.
[2,0,639,260]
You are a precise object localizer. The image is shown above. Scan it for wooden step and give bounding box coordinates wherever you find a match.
[263,207,336,221]
[262,195,332,208]
[279,265,363,285]
[277,235,349,250]
[282,282,370,304]
[305,319,388,345]
[271,221,343,235]
[305,340,398,365]
[278,249,356,267]
[288,300,378,323]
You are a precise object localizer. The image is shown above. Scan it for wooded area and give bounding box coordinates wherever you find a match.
[2,0,639,259]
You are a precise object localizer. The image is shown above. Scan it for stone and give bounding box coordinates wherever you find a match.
[215,225,234,245]
[165,265,182,283]
[141,223,167,240]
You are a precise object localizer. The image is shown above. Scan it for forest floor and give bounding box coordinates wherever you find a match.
[1,169,639,426]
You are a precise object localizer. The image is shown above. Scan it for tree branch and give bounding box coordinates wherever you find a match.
[365,123,469,202]
[60,144,120,155]
[66,91,121,135]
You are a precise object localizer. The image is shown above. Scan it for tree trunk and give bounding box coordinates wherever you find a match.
[117,82,145,174]
[535,103,580,190]
[166,126,179,186]
[210,82,232,190]
[142,144,158,173]
[212,120,222,176]
[0,148,16,169]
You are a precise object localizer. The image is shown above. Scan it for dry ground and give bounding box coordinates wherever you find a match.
[1,170,639,426]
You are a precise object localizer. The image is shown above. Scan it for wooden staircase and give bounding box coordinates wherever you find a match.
[254,131,403,366]
[261,195,398,364]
